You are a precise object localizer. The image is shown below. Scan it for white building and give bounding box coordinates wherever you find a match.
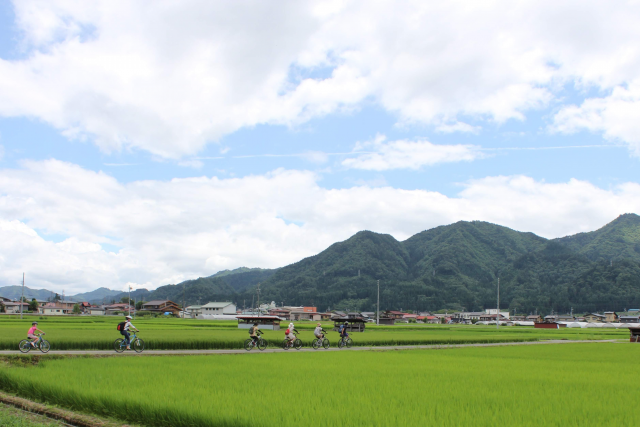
[484,309,510,319]
[185,305,203,317]
[201,302,237,315]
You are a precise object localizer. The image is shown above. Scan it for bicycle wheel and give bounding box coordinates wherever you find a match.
[258,339,267,351]
[312,339,319,350]
[294,339,302,350]
[346,338,352,348]
[282,339,290,350]
[39,340,51,353]
[338,338,344,349]
[322,338,330,349]
[244,339,253,351]
[19,340,31,353]
[133,339,144,353]
[114,338,125,353]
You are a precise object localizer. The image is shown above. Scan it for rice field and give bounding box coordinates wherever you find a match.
[1,343,638,426]
[0,316,629,350]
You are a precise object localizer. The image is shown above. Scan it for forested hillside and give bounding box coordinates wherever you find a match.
[86,214,640,315]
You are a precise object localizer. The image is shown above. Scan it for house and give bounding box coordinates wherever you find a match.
[2,302,29,314]
[383,310,407,319]
[0,296,12,302]
[604,312,619,322]
[185,305,203,317]
[620,316,640,324]
[141,300,182,315]
[79,302,91,313]
[544,314,575,322]
[526,315,542,322]
[200,302,237,315]
[41,304,71,315]
[104,303,134,315]
[479,313,508,322]
[484,309,510,319]
[88,307,105,315]
[452,312,484,322]
[510,315,526,321]
[268,308,291,319]
[584,313,606,323]
[424,316,440,324]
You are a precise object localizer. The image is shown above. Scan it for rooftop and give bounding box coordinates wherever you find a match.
[202,302,234,308]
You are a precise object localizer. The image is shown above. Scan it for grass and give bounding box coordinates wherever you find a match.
[0,343,638,426]
[0,316,629,350]
[0,403,65,426]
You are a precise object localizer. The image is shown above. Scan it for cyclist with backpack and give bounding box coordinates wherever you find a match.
[117,315,138,350]
[339,321,349,340]
[249,323,261,345]
[285,322,298,345]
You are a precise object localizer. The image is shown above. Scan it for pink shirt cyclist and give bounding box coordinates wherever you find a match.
[27,322,44,347]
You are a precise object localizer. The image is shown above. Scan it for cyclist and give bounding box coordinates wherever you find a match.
[285,322,298,345]
[313,323,325,341]
[339,321,349,341]
[249,322,261,345]
[27,322,44,348]
[122,315,139,350]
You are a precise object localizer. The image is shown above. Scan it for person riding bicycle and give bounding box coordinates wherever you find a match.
[121,315,139,350]
[249,323,261,344]
[314,323,325,341]
[27,322,44,348]
[339,321,349,340]
[285,322,298,345]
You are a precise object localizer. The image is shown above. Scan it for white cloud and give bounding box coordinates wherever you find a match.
[1,1,640,157]
[552,80,640,156]
[342,134,483,170]
[0,160,639,293]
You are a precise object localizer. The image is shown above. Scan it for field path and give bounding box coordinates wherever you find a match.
[0,339,622,356]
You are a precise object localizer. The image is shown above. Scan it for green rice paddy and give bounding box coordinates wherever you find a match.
[0,316,628,350]
[1,343,638,426]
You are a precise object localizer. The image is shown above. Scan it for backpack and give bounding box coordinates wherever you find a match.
[116,322,126,332]
[285,328,290,334]
[249,326,255,335]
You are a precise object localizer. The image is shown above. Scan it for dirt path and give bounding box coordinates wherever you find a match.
[0,339,620,356]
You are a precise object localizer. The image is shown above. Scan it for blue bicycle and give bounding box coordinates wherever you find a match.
[114,332,144,353]
[19,333,50,353]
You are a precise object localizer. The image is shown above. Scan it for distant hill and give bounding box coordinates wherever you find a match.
[7,214,640,316]
[67,287,123,302]
[0,286,55,301]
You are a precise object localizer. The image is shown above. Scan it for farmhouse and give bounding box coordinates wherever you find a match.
[41,303,71,315]
[88,307,105,315]
[526,314,542,322]
[604,312,619,322]
[584,313,606,323]
[237,315,282,330]
[620,316,640,323]
[2,302,29,314]
[141,300,182,315]
[104,303,134,315]
[479,313,508,322]
[201,302,236,315]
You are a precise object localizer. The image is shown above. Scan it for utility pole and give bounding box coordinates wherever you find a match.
[377,280,380,326]
[129,285,132,317]
[182,281,186,319]
[134,297,136,320]
[496,276,500,330]
[20,273,25,320]
[256,283,261,314]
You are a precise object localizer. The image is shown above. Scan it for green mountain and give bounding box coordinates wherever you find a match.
[67,287,123,302]
[249,214,640,314]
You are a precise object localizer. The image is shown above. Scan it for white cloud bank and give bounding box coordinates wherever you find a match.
[343,135,482,171]
[1,1,640,157]
[0,160,639,293]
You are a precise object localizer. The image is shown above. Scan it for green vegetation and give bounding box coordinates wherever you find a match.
[0,316,627,350]
[0,403,64,426]
[1,343,638,426]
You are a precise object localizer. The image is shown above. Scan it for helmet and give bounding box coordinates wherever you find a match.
[125,315,132,319]
[32,322,38,325]
[316,323,321,326]
[253,323,258,326]
[344,321,348,325]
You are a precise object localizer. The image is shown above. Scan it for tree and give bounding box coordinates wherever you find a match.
[0,302,5,313]
[72,304,81,314]
[121,297,133,305]
[54,293,61,302]
[29,299,39,312]
[136,301,145,310]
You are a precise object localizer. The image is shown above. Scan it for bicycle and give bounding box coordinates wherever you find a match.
[312,330,330,350]
[114,332,144,353]
[337,335,352,349]
[282,331,302,350]
[19,333,50,353]
[244,333,268,351]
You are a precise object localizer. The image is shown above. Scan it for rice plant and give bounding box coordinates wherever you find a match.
[0,343,638,426]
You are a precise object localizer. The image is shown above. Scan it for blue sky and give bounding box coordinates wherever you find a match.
[0,0,639,293]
